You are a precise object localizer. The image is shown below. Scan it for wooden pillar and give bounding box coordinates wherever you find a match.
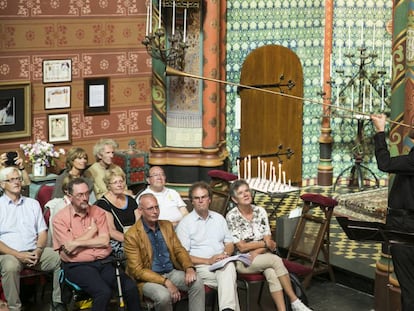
[317,0,334,186]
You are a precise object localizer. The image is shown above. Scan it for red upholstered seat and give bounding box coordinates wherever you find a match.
[237,272,266,282]
[300,193,338,208]
[208,170,238,182]
[283,259,313,277]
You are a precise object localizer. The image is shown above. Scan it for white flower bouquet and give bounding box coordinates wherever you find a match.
[20,139,65,167]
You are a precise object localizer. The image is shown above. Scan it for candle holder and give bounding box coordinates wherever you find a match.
[324,47,391,190]
[143,0,200,70]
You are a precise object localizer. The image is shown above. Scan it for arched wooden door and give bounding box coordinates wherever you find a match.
[240,45,303,185]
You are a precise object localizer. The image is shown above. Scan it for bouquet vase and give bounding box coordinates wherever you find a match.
[32,162,47,177]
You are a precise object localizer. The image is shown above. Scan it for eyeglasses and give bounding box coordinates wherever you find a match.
[148,173,166,178]
[192,194,209,201]
[109,180,125,185]
[3,177,23,183]
[143,205,160,212]
[71,192,90,200]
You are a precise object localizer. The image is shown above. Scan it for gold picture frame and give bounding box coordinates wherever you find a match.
[0,81,31,140]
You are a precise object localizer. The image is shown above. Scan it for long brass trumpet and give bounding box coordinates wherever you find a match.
[165,66,411,129]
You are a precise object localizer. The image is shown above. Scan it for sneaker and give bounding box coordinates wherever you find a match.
[291,299,312,311]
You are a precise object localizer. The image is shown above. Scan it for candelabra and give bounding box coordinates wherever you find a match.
[142,0,200,70]
[328,47,391,190]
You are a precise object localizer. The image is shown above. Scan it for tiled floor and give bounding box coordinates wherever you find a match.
[24,273,375,310]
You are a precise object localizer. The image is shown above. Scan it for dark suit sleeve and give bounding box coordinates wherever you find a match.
[374,132,414,174]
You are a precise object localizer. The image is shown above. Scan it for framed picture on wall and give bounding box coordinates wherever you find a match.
[44,85,71,109]
[84,77,109,115]
[0,81,31,140]
[43,59,72,83]
[48,112,71,144]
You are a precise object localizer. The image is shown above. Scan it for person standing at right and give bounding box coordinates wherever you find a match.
[371,113,414,310]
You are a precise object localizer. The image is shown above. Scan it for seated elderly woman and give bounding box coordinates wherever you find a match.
[95,166,140,258]
[52,147,96,203]
[226,179,311,311]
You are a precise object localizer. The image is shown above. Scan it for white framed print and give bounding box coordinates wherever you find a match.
[44,86,71,109]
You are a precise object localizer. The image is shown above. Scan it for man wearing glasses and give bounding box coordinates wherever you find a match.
[176,181,240,311]
[137,166,188,227]
[0,167,65,311]
[52,177,141,311]
[125,193,205,311]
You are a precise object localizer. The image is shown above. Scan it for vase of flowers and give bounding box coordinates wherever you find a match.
[20,140,65,177]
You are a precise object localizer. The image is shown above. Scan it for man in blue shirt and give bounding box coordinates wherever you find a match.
[0,167,64,311]
[176,181,240,311]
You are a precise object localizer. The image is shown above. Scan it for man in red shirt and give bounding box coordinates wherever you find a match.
[52,177,141,311]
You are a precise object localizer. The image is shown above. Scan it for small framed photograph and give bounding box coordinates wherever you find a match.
[0,81,31,140]
[43,59,72,83]
[44,86,71,109]
[84,77,109,115]
[48,112,71,144]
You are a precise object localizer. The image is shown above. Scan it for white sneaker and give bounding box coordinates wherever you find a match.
[291,299,312,311]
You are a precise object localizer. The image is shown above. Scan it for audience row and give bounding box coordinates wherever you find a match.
[0,138,311,311]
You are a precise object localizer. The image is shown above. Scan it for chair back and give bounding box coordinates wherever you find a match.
[35,184,54,211]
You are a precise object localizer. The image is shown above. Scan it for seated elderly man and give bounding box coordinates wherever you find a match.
[125,193,205,311]
[0,167,64,311]
[176,181,240,311]
[52,177,141,311]
[137,166,188,227]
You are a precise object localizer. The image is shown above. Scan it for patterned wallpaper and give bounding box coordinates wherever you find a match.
[0,0,152,170]
[0,0,393,183]
[225,0,392,183]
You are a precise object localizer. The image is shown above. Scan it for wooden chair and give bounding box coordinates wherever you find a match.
[287,193,338,288]
[208,170,238,216]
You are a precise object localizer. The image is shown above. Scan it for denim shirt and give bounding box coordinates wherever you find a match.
[143,220,174,274]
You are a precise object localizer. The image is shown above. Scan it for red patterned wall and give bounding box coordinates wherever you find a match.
[0,0,152,170]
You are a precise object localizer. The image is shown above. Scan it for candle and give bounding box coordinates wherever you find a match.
[243,158,247,180]
[149,0,152,33]
[369,85,373,112]
[236,159,240,180]
[360,22,364,46]
[248,154,251,180]
[350,84,354,111]
[348,25,351,51]
[183,8,187,43]
[257,157,261,179]
[381,42,385,67]
[372,24,376,50]
[278,163,282,183]
[172,0,176,35]
[362,86,366,113]
[288,179,291,189]
[146,3,150,36]
[263,162,267,181]
[282,171,286,185]
[158,0,162,29]
[272,167,276,183]
[381,85,385,111]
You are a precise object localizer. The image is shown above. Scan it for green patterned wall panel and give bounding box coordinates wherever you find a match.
[226,0,391,182]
